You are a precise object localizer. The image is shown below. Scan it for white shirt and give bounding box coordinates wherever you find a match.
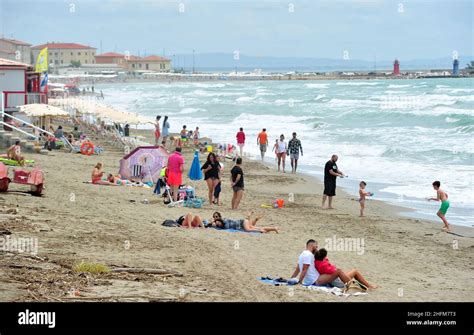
[277,140,287,154]
[298,250,320,286]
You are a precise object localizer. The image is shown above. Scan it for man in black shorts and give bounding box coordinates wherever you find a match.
[322,154,344,209]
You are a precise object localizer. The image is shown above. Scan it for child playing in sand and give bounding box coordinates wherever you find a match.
[358,181,373,217]
[180,125,188,147]
[428,181,450,232]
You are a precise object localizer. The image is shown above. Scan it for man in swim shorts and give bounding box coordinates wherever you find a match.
[257,128,268,161]
[428,181,450,232]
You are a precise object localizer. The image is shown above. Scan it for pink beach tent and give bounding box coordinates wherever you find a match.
[119,146,169,183]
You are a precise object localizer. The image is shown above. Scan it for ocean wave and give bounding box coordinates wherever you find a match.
[388,84,412,88]
[235,96,257,102]
[304,83,330,89]
[186,89,245,97]
[178,107,207,114]
[314,94,326,101]
[335,81,379,86]
[445,116,460,123]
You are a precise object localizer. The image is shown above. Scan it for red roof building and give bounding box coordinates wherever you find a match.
[31,42,97,67]
[95,52,171,72]
[31,42,95,50]
[95,52,126,67]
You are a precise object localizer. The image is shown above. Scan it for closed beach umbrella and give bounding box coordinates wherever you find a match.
[188,150,203,181]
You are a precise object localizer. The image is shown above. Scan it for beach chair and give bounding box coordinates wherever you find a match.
[163,184,183,207]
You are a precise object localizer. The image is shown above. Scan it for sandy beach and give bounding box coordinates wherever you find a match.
[0,126,472,303]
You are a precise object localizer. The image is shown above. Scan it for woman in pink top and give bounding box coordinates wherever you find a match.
[236,127,246,157]
[314,248,377,289]
[167,147,185,201]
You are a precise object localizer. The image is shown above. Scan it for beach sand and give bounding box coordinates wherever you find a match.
[0,129,473,302]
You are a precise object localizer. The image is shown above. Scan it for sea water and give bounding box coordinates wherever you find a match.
[96,78,473,227]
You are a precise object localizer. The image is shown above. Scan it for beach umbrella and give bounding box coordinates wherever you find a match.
[188,150,203,181]
[17,104,69,117]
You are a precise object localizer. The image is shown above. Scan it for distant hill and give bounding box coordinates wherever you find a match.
[167,53,474,72]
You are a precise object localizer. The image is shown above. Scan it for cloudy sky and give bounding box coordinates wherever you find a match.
[1,0,472,60]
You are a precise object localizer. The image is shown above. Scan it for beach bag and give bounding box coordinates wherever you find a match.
[162,219,179,227]
[343,279,368,294]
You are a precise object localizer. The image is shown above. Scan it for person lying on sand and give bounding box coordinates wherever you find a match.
[91,163,116,185]
[179,213,204,228]
[314,248,377,290]
[208,211,278,233]
[106,173,131,186]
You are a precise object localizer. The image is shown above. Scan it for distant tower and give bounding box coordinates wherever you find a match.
[393,59,400,76]
[453,59,459,76]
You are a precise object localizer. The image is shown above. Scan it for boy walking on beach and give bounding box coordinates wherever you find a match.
[428,181,451,232]
[257,128,268,161]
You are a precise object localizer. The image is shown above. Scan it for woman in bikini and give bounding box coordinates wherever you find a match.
[91,163,116,185]
[154,115,161,146]
[209,211,278,233]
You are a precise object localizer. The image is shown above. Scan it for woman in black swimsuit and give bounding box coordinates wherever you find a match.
[201,152,221,205]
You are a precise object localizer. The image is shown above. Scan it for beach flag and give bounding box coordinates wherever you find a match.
[35,47,48,73]
[40,72,48,93]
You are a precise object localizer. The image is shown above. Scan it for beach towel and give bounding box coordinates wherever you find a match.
[258,277,365,297]
[210,227,260,234]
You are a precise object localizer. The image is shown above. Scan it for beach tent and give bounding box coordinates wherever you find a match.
[119,146,169,183]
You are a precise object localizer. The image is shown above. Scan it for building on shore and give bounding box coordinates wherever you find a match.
[0,38,32,64]
[393,59,400,76]
[31,43,97,70]
[95,52,127,68]
[127,55,171,72]
[94,53,171,73]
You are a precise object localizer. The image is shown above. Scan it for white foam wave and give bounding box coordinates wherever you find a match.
[388,84,412,88]
[335,81,379,86]
[304,83,330,89]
